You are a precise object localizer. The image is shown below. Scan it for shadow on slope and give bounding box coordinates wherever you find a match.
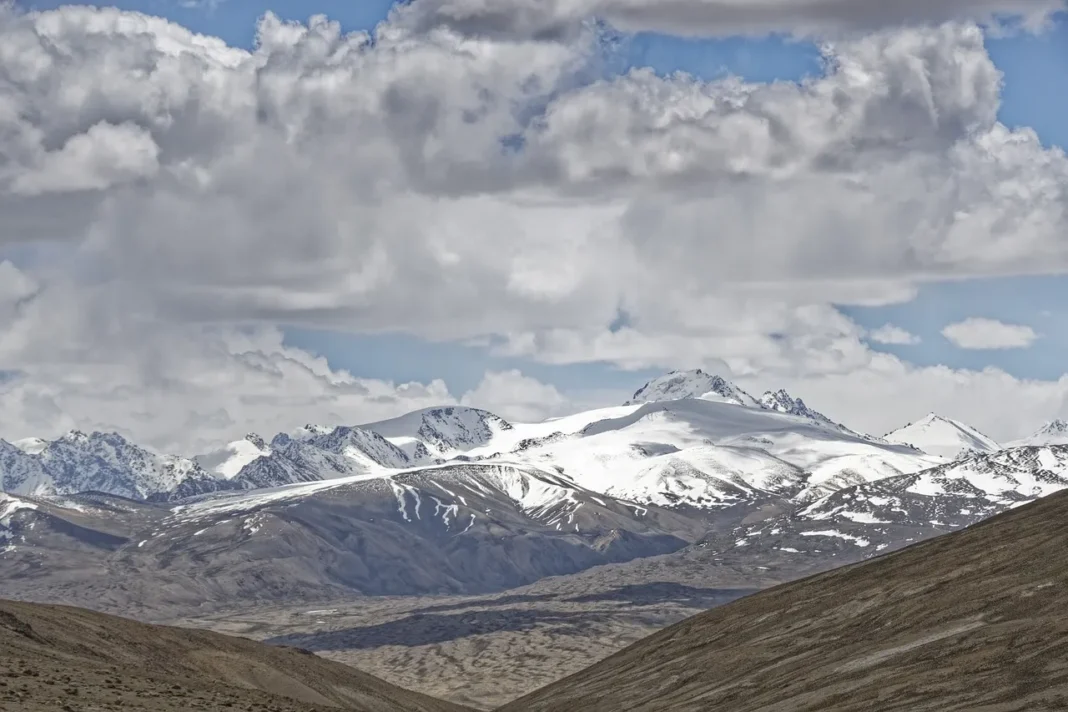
[266,609,623,651]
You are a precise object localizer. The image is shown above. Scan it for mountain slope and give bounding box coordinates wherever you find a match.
[885,413,1000,459]
[0,464,700,614]
[503,487,1068,712]
[0,597,472,712]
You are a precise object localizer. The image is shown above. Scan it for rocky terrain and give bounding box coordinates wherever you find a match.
[502,488,1068,712]
[0,597,472,712]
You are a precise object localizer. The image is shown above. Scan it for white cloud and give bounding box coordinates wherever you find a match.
[0,321,460,453]
[10,122,160,196]
[0,5,1066,449]
[868,324,922,345]
[941,317,1039,349]
[461,369,571,422]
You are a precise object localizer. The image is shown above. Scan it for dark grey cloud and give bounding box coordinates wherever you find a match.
[395,0,1064,39]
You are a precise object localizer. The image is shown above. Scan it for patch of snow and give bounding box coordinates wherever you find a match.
[839,511,890,524]
[800,529,871,547]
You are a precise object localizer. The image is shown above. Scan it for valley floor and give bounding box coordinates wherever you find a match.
[163,547,832,708]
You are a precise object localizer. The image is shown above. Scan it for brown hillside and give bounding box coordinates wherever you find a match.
[503,490,1068,711]
[0,598,474,712]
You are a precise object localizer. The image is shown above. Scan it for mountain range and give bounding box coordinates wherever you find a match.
[2,369,1062,508]
[3,370,1068,613]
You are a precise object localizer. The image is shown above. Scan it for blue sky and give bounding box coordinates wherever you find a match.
[17,0,1068,394]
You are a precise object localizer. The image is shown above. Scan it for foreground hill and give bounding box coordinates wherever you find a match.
[503,489,1068,712]
[0,597,471,712]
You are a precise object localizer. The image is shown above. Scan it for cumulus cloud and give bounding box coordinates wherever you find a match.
[0,321,461,453]
[461,369,571,422]
[941,317,1040,349]
[0,4,1067,448]
[9,122,160,196]
[868,324,922,345]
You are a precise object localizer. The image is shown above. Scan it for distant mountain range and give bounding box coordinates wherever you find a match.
[3,369,1060,507]
[3,369,1068,613]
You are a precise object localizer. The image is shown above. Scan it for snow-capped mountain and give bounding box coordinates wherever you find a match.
[625,370,762,408]
[756,388,868,439]
[296,425,433,468]
[0,372,942,510]
[6,371,1068,616]
[490,396,940,509]
[1007,419,1068,447]
[0,371,1048,529]
[885,413,1001,460]
[1,431,207,500]
[359,406,513,458]
[759,389,833,422]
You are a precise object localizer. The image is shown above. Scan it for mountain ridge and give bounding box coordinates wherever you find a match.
[0,372,1029,512]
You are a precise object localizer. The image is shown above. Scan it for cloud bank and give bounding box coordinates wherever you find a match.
[1,1,1068,446]
[396,0,1065,38]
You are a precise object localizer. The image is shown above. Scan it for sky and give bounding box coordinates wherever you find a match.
[2,0,1068,451]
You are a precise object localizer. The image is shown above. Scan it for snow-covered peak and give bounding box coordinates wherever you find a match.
[291,424,334,440]
[885,413,1001,460]
[59,429,91,446]
[297,425,414,469]
[0,431,212,500]
[360,406,513,456]
[244,433,268,451]
[11,437,48,455]
[759,390,833,423]
[1007,419,1068,448]
[625,370,760,408]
